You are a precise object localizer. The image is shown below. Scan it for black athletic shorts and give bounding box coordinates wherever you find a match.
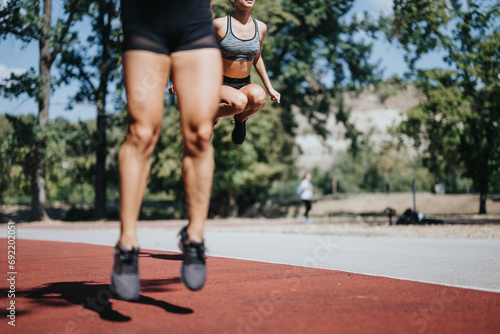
[223,76,251,90]
[121,0,218,55]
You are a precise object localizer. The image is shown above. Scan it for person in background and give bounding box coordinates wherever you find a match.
[299,172,313,224]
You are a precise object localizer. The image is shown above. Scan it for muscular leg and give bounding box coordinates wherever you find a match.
[217,85,248,119]
[171,48,222,243]
[234,83,266,122]
[118,50,170,249]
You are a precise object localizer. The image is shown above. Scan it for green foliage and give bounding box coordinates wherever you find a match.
[58,0,122,104]
[0,69,39,99]
[0,0,90,97]
[397,70,469,179]
[0,115,14,135]
[389,0,500,213]
[0,114,124,205]
[148,103,184,199]
[334,141,433,193]
[375,75,406,104]
[309,167,332,195]
[272,137,436,198]
[391,0,451,69]
[0,115,23,202]
[1,115,37,199]
[0,116,13,202]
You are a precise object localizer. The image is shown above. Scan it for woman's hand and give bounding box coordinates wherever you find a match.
[268,88,280,103]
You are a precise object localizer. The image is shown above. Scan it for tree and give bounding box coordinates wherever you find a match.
[396,70,468,186]
[58,0,122,219]
[0,0,88,220]
[388,0,500,213]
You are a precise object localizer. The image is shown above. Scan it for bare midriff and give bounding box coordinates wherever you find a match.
[223,58,253,78]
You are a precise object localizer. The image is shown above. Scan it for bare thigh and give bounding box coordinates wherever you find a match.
[172,48,222,143]
[220,85,248,114]
[123,50,171,141]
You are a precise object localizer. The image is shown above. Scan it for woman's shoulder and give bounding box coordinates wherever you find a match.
[213,16,227,29]
[213,16,229,40]
[254,18,267,38]
[254,18,267,32]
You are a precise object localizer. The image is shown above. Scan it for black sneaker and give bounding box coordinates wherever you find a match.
[110,245,140,301]
[178,226,206,291]
[231,116,247,146]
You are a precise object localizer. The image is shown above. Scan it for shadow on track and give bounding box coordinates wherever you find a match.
[140,251,183,261]
[23,280,192,322]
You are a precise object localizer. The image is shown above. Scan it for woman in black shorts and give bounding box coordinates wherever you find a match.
[112,0,222,300]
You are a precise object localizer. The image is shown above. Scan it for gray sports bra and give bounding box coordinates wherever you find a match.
[219,15,261,62]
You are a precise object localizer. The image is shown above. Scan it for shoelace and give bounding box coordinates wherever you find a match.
[119,251,133,264]
[185,241,206,265]
[195,243,206,262]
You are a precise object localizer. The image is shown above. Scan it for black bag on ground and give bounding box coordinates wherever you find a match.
[396,209,419,225]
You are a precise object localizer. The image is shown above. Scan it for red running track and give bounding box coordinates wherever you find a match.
[0,238,499,333]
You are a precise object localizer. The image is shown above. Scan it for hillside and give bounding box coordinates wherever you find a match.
[294,85,421,171]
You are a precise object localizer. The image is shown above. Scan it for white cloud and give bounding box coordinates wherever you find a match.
[0,63,26,80]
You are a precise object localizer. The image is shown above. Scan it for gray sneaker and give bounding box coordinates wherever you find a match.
[111,244,140,301]
[178,226,206,291]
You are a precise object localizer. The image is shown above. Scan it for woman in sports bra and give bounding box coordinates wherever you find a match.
[214,0,280,145]
[169,0,280,145]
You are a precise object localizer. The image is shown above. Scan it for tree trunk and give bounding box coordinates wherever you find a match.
[478,176,488,214]
[93,0,113,220]
[30,151,49,221]
[31,0,52,221]
[228,189,238,217]
[94,109,107,220]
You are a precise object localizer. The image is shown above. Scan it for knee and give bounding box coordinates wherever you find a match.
[126,123,160,155]
[230,93,248,113]
[248,88,266,109]
[184,121,213,155]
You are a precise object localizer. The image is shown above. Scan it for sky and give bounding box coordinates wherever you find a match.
[0,0,448,123]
